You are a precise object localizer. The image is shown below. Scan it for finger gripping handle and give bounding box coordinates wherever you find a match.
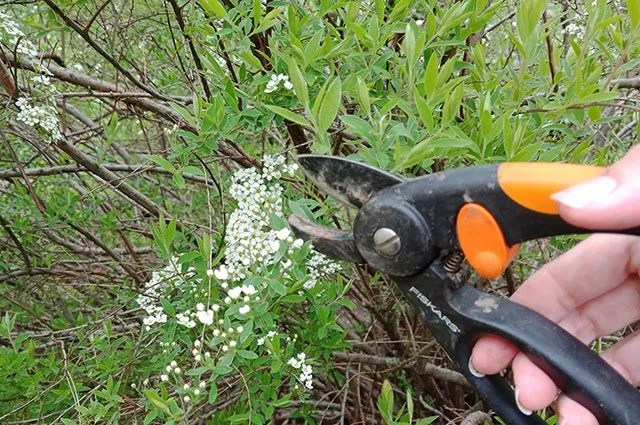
[449,285,640,425]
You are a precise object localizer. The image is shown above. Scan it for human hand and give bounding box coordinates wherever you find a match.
[470,144,640,425]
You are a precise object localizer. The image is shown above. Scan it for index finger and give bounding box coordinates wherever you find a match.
[471,233,640,374]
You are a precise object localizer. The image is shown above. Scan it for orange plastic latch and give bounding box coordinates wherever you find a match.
[456,203,520,279]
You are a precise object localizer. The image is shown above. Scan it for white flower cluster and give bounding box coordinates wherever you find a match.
[15,97,62,142]
[0,11,37,58]
[562,22,585,38]
[288,352,313,390]
[264,73,294,93]
[160,360,182,381]
[136,256,191,330]
[304,252,342,290]
[190,339,211,363]
[216,155,298,283]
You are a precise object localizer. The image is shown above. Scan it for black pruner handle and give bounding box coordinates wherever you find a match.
[448,284,640,425]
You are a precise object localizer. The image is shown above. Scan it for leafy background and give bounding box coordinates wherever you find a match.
[0,0,639,423]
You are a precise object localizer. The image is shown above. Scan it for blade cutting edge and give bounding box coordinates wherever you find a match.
[296,155,403,208]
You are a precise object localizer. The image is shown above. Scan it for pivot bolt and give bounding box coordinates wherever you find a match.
[373,228,401,256]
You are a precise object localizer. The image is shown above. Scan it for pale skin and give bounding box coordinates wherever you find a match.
[471,144,640,425]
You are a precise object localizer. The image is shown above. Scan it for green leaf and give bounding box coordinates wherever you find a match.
[356,77,371,113]
[265,105,313,129]
[628,0,640,26]
[416,416,440,425]
[208,382,218,404]
[237,350,259,359]
[317,77,342,133]
[576,90,618,105]
[270,280,287,296]
[143,411,158,425]
[185,367,209,376]
[61,419,78,425]
[145,390,171,415]
[415,95,434,131]
[251,7,281,35]
[198,0,226,18]
[339,115,373,140]
[287,59,309,109]
[423,53,439,97]
[148,155,177,174]
[160,298,175,317]
[441,84,464,125]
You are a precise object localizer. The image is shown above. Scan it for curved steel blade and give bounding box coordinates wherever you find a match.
[288,214,364,263]
[296,155,404,208]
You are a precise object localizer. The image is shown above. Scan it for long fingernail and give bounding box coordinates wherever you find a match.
[551,176,617,209]
[468,358,485,378]
[514,387,532,416]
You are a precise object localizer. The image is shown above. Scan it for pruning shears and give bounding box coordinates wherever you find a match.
[288,155,640,425]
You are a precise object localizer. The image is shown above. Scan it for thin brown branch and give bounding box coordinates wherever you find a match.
[0,163,214,185]
[167,0,212,99]
[611,77,640,89]
[0,212,33,270]
[542,10,557,92]
[460,411,492,425]
[42,0,175,102]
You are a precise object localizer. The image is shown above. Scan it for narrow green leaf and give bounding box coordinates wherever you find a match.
[339,115,374,140]
[198,0,226,18]
[240,51,264,71]
[441,84,464,125]
[627,0,640,26]
[265,105,313,129]
[208,382,218,404]
[287,59,309,109]
[317,77,342,133]
[415,95,434,131]
[148,155,177,174]
[357,77,371,113]
[237,350,259,359]
[160,298,175,317]
[251,8,281,35]
[423,53,439,97]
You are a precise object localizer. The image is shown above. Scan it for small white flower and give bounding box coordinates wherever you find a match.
[229,340,237,347]
[222,345,229,352]
[221,282,228,289]
[228,286,242,299]
[161,374,168,382]
[192,348,199,356]
[239,305,250,315]
[143,379,149,386]
[205,351,211,357]
[213,329,220,337]
[206,269,214,277]
[170,360,178,367]
[214,266,229,280]
[236,326,244,333]
[184,395,190,402]
[276,228,290,240]
[195,354,202,362]
[241,285,257,295]
[212,304,220,312]
[283,80,293,90]
[194,340,201,348]
[224,297,231,304]
[292,238,304,248]
[257,337,265,345]
[174,367,182,374]
[199,381,206,388]
[166,365,172,372]
[194,389,201,395]
[184,384,190,390]
[196,303,205,311]
[197,310,214,325]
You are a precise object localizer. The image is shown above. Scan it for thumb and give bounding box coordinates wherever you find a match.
[551,144,640,230]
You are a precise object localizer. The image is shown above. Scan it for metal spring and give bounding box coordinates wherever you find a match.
[443,251,465,273]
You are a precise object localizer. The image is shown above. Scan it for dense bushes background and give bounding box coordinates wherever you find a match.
[0,0,638,423]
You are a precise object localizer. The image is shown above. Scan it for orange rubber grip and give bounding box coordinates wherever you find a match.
[497,162,604,214]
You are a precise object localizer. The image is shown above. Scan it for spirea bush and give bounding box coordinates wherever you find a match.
[1,0,639,423]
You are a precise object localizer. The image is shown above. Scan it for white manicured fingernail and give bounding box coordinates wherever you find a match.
[514,387,532,415]
[551,176,617,209]
[468,358,485,378]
